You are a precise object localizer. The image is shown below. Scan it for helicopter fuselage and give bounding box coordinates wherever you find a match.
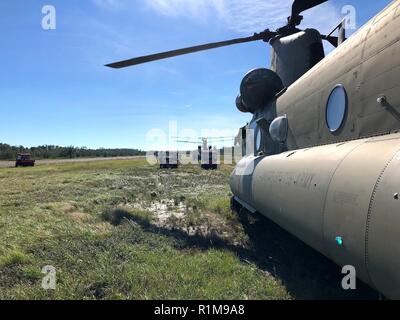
[231,0,400,299]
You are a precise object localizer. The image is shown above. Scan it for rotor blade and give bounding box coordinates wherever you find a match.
[291,0,328,18]
[208,141,234,143]
[207,136,235,140]
[105,31,276,69]
[205,138,235,142]
[176,140,202,144]
[207,139,235,142]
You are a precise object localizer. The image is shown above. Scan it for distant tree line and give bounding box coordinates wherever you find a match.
[0,143,145,160]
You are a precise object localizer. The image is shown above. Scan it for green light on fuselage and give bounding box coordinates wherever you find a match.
[335,236,343,246]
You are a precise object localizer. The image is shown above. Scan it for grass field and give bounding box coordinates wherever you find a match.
[0,159,378,300]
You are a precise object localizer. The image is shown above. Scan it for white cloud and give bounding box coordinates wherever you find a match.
[91,0,342,36]
[143,0,221,18]
[141,0,342,34]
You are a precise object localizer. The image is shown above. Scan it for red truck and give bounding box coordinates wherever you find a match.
[15,153,35,167]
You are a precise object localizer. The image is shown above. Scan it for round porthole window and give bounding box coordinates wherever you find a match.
[255,126,262,152]
[326,85,348,133]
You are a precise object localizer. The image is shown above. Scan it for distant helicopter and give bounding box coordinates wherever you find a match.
[106,0,400,299]
[156,136,234,169]
[175,136,235,169]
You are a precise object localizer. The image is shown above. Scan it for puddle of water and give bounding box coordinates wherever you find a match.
[149,200,186,225]
[131,199,188,226]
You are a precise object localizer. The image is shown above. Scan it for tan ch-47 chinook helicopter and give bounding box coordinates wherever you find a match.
[106,0,400,299]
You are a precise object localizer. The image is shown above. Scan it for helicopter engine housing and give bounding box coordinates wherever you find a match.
[270,28,325,87]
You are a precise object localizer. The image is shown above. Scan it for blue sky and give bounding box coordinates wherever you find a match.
[0,0,392,150]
